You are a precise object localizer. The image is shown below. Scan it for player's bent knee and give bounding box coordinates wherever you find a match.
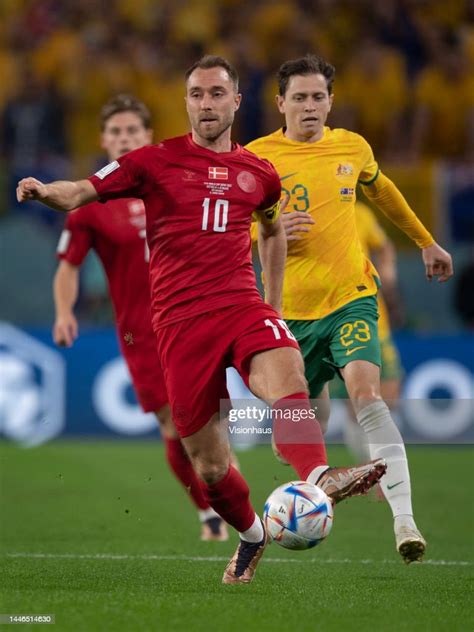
[193,458,230,485]
[349,386,381,409]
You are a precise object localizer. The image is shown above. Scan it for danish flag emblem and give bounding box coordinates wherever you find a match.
[208,166,228,180]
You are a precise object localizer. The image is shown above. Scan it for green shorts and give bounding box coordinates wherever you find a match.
[330,335,403,399]
[287,296,381,398]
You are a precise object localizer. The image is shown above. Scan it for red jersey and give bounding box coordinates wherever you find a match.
[56,197,152,338]
[88,134,281,330]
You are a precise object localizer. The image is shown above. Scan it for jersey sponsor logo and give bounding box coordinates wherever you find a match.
[237,170,257,193]
[183,169,197,181]
[95,160,120,180]
[280,172,298,182]
[208,166,228,180]
[345,345,367,356]
[336,164,353,177]
[56,229,71,254]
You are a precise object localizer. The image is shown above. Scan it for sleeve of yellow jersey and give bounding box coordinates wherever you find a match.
[357,137,434,249]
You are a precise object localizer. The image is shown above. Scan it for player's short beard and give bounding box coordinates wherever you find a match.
[197,112,234,142]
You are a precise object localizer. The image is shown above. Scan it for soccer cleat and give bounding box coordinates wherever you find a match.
[201,516,229,542]
[222,524,268,585]
[317,458,387,504]
[396,526,426,564]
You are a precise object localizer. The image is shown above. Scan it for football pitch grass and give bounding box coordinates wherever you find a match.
[1,441,473,632]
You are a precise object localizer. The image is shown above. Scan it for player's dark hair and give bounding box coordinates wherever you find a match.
[99,94,152,130]
[277,55,335,96]
[185,55,239,91]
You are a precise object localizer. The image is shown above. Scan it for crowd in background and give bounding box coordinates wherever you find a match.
[1,0,474,190]
[1,0,473,329]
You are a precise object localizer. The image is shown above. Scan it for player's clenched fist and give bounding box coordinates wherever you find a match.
[16,177,48,203]
[422,242,454,282]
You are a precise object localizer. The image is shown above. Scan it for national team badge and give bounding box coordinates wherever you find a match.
[237,171,257,193]
[208,167,228,180]
[336,164,353,177]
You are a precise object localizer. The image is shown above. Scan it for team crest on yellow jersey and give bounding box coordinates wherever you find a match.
[336,163,354,178]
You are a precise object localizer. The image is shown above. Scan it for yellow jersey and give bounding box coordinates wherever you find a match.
[354,202,391,340]
[246,127,381,320]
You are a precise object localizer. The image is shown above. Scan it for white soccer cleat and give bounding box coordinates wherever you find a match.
[396,526,426,564]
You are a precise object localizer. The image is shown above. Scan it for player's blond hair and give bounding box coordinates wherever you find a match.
[100,94,152,130]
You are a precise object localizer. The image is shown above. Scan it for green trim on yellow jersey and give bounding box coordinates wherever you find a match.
[359,167,380,186]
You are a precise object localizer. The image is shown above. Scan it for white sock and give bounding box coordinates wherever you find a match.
[343,418,370,461]
[306,465,330,485]
[239,513,264,543]
[357,401,416,522]
[198,507,220,523]
[394,514,417,531]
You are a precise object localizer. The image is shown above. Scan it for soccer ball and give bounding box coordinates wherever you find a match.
[263,481,333,550]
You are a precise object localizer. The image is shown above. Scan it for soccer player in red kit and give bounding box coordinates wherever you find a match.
[53,94,228,541]
[18,56,386,585]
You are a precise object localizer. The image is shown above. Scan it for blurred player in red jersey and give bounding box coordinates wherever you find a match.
[18,56,387,585]
[52,94,228,542]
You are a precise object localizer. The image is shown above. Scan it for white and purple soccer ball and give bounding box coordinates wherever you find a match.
[263,481,334,550]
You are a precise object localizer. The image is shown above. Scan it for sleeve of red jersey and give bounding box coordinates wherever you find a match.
[88,147,153,201]
[56,210,92,266]
[255,160,282,223]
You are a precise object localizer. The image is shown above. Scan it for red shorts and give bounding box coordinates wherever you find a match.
[155,301,301,437]
[118,326,168,413]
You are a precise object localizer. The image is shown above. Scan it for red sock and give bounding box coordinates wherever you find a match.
[200,465,256,532]
[164,437,209,510]
[273,392,327,480]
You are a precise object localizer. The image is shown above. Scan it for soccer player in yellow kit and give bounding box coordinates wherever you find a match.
[247,55,453,563]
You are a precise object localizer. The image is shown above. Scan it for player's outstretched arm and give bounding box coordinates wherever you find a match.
[16,177,98,212]
[362,172,454,282]
[53,261,80,347]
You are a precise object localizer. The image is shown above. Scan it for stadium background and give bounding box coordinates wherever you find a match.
[0,0,473,443]
[0,3,473,631]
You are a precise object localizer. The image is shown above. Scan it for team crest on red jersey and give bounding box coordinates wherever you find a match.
[208,167,228,180]
[237,171,257,193]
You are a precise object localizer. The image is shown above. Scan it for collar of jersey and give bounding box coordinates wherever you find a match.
[277,126,329,146]
[185,133,242,156]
